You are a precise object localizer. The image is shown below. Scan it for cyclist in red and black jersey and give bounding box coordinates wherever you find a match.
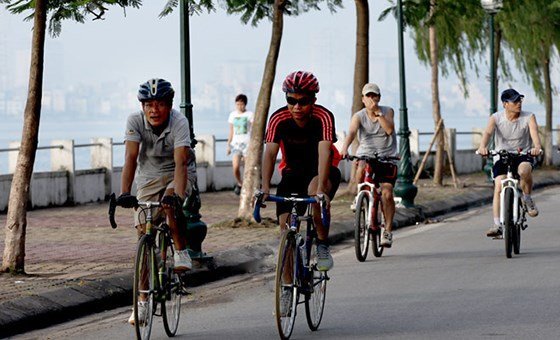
[262,71,341,271]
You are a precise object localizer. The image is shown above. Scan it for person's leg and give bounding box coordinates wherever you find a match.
[518,161,538,217]
[487,174,505,236]
[518,162,533,195]
[232,153,243,186]
[380,183,395,232]
[308,176,332,242]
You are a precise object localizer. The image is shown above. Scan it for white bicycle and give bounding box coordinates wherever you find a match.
[478,149,538,258]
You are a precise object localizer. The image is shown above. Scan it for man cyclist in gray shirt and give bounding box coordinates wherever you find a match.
[477,88,542,237]
[341,83,398,247]
[117,78,193,325]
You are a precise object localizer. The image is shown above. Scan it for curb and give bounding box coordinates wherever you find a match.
[1,175,559,337]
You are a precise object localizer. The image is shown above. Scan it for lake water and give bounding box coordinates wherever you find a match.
[0,113,484,175]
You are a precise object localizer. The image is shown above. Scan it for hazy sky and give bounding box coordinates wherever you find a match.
[0,1,556,129]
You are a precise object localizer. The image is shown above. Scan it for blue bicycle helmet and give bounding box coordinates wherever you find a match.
[137,78,175,102]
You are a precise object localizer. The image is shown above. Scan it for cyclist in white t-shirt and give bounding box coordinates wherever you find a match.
[226,94,254,195]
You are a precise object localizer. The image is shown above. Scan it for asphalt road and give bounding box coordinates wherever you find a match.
[18,186,560,340]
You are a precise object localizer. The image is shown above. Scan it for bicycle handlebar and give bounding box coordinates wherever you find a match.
[344,154,400,162]
[108,193,162,229]
[253,191,329,227]
[476,149,542,157]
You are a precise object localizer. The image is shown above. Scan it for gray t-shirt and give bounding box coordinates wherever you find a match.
[355,107,398,163]
[493,110,533,153]
[124,109,192,189]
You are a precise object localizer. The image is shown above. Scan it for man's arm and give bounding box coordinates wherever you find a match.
[226,124,234,155]
[341,114,361,158]
[528,114,542,155]
[317,140,332,195]
[477,116,496,156]
[262,142,280,194]
[121,141,139,194]
[376,108,395,135]
[173,146,189,199]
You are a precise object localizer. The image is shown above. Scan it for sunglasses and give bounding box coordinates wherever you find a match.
[286,96,314,106]
[506,98,523,104]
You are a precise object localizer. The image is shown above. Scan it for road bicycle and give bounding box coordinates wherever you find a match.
[477,150,538,258]
[254,192,330,340]
[109,193,185,340]
[346,154,399,261]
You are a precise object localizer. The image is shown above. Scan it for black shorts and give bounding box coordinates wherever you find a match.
[360,160,398,186]
[492,154,536,178]
[275,166,341,217]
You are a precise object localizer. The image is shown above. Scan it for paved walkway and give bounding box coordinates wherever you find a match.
[1,170,559,337]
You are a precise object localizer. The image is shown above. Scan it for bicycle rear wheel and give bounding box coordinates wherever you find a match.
[372,199,384,258]
[503,188,514,258]
[305,238,327,331]
[354,193,370,262]
[133,235,156,340]
[162,237,181,337]
[275,230,298,340]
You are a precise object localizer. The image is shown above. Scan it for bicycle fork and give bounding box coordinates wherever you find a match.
[499,178,520,225]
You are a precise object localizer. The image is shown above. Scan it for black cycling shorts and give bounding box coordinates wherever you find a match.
[275,166,341,217]
[492,154,536,179]
[360,160,398,186]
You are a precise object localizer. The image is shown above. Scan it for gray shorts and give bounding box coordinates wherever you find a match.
[134,174,193,231]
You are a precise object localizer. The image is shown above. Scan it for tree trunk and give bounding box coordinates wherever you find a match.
[237,0,285,219]
[542,56,553,166]
[347,0,369,193]
[429,0,444,186]
[1,0,47,274]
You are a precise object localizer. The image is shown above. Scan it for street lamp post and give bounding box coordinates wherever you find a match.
[393,0,418,208]
[180,0,196,147]
[480,0,503,180]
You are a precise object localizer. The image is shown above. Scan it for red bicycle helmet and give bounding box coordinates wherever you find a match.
[282,71,320,94]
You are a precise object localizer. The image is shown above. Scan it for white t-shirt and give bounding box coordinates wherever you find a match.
[228,110,254,144]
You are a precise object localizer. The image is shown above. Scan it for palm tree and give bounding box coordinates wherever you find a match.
[0,0,141,274]
[380,0,487,185]
[500,0,560,166]
[227,0,343,219]
[346,0,369,193]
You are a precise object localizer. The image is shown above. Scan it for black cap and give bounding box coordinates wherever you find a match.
[500,88,524,103]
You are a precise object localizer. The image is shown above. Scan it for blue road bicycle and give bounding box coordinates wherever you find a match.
[254,192,330,340]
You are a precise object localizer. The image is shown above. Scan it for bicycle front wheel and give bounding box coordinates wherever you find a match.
[275,230,298,340]
[133,235,156,340]
[305,238,327,331]
[372,199,384,258]
[162,238,181,337]
[503,188,514,258]
[354,193,370,262]
[513,198,521,255]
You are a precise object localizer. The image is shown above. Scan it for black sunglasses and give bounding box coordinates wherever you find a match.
[286,96,314,106]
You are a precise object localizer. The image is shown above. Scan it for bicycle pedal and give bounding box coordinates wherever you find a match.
[521,224,528,230]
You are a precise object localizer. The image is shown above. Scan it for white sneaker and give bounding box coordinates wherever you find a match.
[174,249,192,272]
[128,301,148,325]
[380,231,393,248]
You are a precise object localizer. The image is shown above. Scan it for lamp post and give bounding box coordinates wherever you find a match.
[393,0,417,207]
[480,0,503,180]
[180,0,196,147]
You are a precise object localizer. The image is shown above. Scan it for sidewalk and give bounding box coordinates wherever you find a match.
[1,169,559,337]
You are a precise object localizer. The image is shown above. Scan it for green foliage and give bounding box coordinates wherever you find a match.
[224,0,343,27]
[2,0,142,36]
[380,0,488,96]
[159,0,216,18]
[499,0,560,100]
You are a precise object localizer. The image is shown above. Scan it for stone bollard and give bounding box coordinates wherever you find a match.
[8,141,20,174]
[51,139,75,204]
[409,128,419,165]
[91,137,113,199]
